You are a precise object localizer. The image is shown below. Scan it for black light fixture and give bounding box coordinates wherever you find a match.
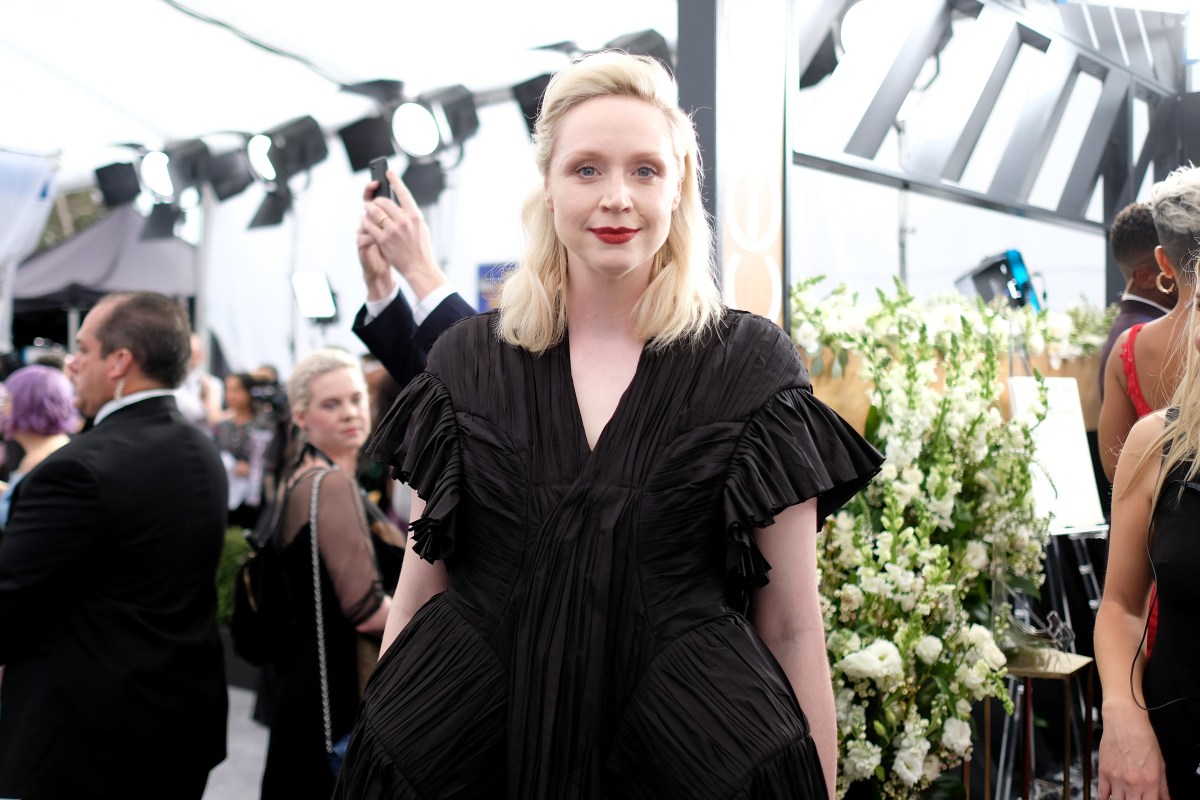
[512,73,552,137]
[246,115,328,185]
[140,138,210,202]
[955,250,1041,311]
[207,147,255,201]
[402,160,447,207]
[141,202,184,240]
[337,115,396,172]
[604,29,672,72]
[339,80,404,171]
[248,185,292,229]
[94,162,141,207]
[392,85,479,158]
[246,116,327,228]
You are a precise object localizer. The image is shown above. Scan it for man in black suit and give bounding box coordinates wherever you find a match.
[354,169,474,387]
[0,292,229,799]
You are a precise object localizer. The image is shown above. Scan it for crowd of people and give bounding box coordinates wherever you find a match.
[0,49,1197,800]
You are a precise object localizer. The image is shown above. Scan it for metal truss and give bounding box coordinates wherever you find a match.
[793,0,1186,233]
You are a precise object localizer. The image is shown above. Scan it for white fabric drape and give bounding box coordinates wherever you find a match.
[0,152,57,352]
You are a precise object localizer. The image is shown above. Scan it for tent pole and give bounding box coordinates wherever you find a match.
[194,185,214,369]
[67,308,81,354]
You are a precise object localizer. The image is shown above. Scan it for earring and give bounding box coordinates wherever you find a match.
[1156,272,1177,294]
[113,378,126,402]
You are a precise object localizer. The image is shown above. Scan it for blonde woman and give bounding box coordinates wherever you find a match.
[259,349,390,800]
[1096,297,1200,798]
[336,53,882,800]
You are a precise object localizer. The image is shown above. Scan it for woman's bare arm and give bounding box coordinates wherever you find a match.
[379,490,449,656]
[1095,411,1170,800]
[750,498,835,798]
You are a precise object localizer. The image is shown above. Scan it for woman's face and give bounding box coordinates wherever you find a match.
[543,95,681,286]
[293,367,368,456]
[225,376,251,412]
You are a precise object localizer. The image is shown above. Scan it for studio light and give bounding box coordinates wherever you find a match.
[392,103,440,157]
[207,147,255,201]
[512,74,552,137]
[246,115,328,186]
[338,115,396,172]
[248,187,291,229]
[605,30,672,71]
[246,116,327,229]
[247,134,276,182]
[94,162,141,208]
[291,270,338,322]
[955,250,1041,311]
[403,160,446,207]
[141,202,184,240]
[392,85,479,158]
[140,139,210,202]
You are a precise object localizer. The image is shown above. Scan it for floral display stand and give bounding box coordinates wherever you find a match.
[792,279,1114,799]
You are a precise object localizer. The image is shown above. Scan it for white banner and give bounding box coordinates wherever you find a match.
[0,151,57,353]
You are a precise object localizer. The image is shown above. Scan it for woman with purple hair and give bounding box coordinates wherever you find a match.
[0,365,78,528]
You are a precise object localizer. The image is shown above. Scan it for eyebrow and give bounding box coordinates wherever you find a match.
[560,149,670,162]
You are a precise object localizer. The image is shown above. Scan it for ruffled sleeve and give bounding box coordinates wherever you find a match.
[366,371,462,562]
[723,386,883,605]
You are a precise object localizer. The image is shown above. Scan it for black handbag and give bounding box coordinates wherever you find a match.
[229,466,323,666]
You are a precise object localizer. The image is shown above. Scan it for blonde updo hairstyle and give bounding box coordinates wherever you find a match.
[497,51,722,354]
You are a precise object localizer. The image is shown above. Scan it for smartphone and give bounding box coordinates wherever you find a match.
[369,156,394,202]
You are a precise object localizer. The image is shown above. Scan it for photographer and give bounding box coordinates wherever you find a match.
[213,372,275,530]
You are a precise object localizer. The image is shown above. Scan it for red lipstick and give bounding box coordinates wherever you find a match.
[591,227,638,244]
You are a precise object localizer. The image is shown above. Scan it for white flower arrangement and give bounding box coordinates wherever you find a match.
[791,278,1102,799]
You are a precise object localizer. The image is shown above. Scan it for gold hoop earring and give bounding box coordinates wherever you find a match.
[1156,272,1177,294]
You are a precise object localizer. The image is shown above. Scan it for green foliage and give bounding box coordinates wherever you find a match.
[216,527,252,626]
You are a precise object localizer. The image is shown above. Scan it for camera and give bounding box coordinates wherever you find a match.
[249,381,290,424]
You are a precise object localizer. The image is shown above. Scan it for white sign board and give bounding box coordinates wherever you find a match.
[1008,376,1107,535]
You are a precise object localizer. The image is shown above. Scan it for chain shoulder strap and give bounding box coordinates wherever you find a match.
[308,468,335,756]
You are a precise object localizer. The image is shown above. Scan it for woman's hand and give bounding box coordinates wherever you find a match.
[1098,706,1171,799]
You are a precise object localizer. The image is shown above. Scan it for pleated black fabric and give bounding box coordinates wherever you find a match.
[336,310,883,800]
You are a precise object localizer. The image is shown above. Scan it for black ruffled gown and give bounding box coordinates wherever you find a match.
[1143,459,1200,796]
[334,310,883,799]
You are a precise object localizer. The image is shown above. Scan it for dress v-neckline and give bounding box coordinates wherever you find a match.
[562,331,649,457]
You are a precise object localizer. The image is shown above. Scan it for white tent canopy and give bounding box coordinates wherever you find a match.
[1,0,677,187]
[0,0,678,373]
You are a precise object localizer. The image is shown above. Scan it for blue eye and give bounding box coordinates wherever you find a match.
[636,166,657,178]
[577,165,597,177]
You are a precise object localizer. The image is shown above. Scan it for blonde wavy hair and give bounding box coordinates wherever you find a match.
[1128,300,1200,513]
[497,51,722,354]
